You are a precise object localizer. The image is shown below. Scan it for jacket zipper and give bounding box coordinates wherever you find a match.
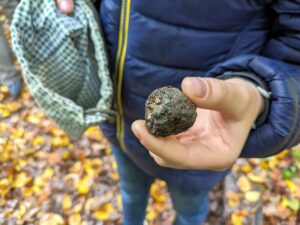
[115,0,131,151]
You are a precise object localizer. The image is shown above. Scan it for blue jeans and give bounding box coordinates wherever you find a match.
[112,145,210,225]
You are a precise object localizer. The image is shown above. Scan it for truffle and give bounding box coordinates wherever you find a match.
[145,86,197,137]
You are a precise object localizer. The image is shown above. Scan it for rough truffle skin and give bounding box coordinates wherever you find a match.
[145,86,197,137]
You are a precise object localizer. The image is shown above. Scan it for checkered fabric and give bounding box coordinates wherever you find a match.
[10,0,115,137]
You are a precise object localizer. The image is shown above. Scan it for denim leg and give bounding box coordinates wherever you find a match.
[112,145,154,225]
[0,23,19,86]
[168,183,210,225]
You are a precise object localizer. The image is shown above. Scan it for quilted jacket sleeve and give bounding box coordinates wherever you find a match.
[207,0,300,158]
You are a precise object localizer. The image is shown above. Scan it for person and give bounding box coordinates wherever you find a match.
[0,0,21,98]
[56,0,300,224]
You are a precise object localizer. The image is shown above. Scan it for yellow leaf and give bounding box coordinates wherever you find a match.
[0,179,9,188]
[247,173,265,184]
[103,203,114,213]
[1,188,10,198]
[41,214,64,225]
[62,194,72,210]
[62,151,70,159]
[231,213,244,225]
[111,172,119,181]
[117,194,122,210]
[112,161,118,171]
[0,199,5,206]
[281,197,289,207]
[245,191,261,203]
[268,158,279,169]
[43,167,54,179]
[285,180,297,194]
[13,128,25,138]
[50,214,65,225]
[13,172,32,188]
[0,109,10,117]
[22,187,34,197]
[51,137,63,147]
[17,160,27,169]
[33,185,43,195]
[260,160,269,169]
[76,176,93,195]
[85,198,95,212]
[62,136,70,146]
[68,214,81,225]
[93,210,109,221]
[239,164,252,173]
[25,148,36,155]
[236,176,251,193]
[150,182,166,203]
[36,151,47,159]
[34,176,45,187]
[71,162,82,173]
[93,204,114,221]
[227,192,241,208]
[106,147,112,155]
[50,128,65,136]
[13,203,26,218]
[84,127,103,141]
[83,160,95,176]
[73,203,83,213]
[275,150,289,160]
[27,115,40,124]
[51,136,69,147]
[0,93,5,101]
[33,136,46,146]
[146,209,157,221]
[0,86,9,93]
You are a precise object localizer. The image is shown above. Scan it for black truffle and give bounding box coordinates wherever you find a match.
[145,86,197,137]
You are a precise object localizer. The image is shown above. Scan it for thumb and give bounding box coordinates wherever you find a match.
[182,77,249,119]
[56,0,74,14]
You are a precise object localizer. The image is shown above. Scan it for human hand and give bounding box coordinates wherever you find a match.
[55,0,74,14]
[132,77,264,171]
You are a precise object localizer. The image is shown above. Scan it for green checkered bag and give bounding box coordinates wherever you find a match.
[10,0,116,137]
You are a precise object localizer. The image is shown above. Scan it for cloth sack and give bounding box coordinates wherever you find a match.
[10,0,115,137]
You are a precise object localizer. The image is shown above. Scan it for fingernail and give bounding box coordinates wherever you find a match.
[60,0,71,11]
[190,78,207,98]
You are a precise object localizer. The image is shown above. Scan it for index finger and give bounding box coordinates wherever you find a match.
[131,120,191,168]
[56,0,74,14]
[131,120,235,171]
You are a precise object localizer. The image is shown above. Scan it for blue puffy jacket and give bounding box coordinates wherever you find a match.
[99,0,300,189]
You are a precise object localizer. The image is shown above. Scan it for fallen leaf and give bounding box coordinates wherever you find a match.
[68,213,81,225]
[245,191,261,203]
[247,173,265,184]
[62,194,72,210]
[236,176,251,193]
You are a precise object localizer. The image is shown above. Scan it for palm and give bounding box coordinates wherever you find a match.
[172,108,247,169]
[176,108,233,153]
